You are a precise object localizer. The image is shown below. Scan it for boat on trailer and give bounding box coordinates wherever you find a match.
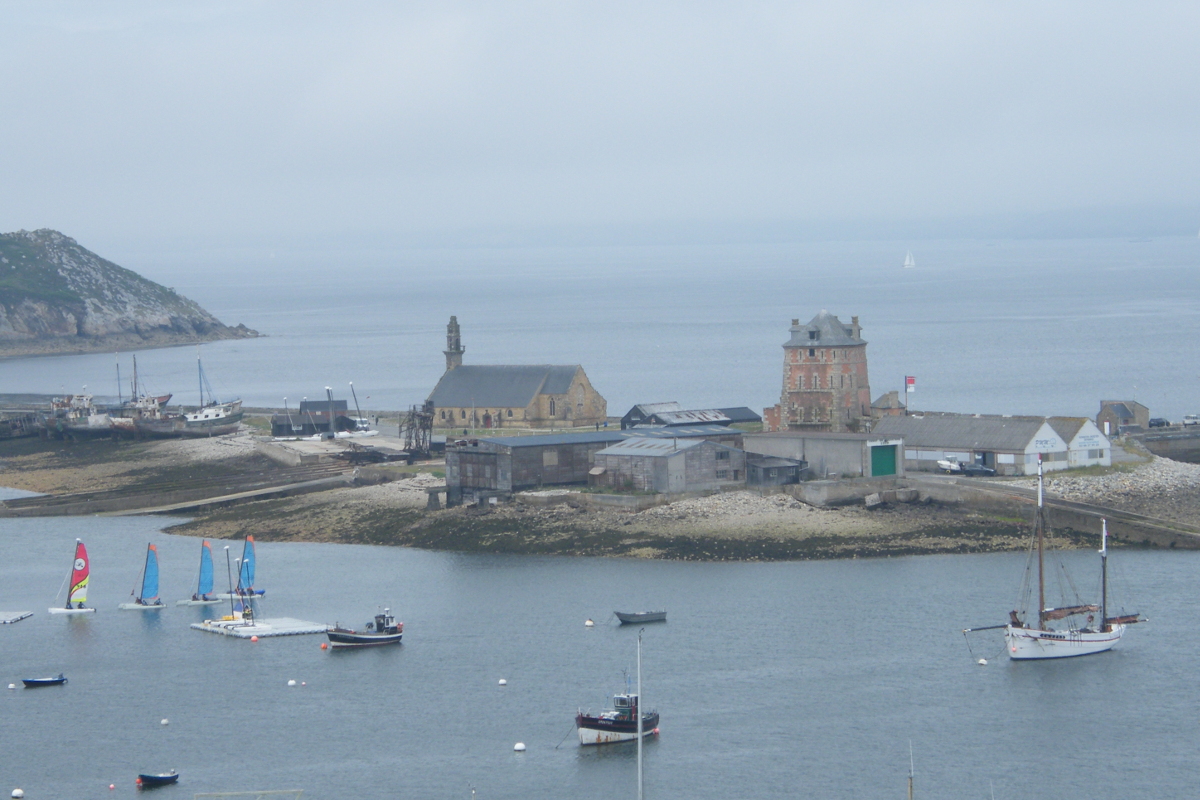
[22,673,67,687]
[119,543,165,610]
[48,540,96,615]
[176,540,222,606]
[326,608,404,648]
[615,610,666,624]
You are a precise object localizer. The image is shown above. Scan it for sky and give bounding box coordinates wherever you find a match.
[2,2,1199,257]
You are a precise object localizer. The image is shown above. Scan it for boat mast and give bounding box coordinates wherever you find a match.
[637,627,644,800]
[1037,455,1045,630]
[132,354,139,400]
[138,544,151,601]
[908,740,914,800]
[116,354,123,405]
[197,349,204,408]
[1101,518,1109,632]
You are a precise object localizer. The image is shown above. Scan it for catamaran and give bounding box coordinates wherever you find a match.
[966,457,1142,659]
[49,539,96,614]
[216,536,266,600]
[119,543,165,610]
[177,540,222,606]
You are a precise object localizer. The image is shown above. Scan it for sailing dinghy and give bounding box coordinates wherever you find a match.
[119,543,165,610]
[216,536,266,600]
[965,457,1142,659]
[49,540,96,614]
[176,540,222,606]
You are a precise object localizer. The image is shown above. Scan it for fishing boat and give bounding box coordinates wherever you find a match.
[216,536,266,600]
[46,394,115,438]
[135,355,242,438]
[576,633,659,746]
[326,608,404,648]
[903,250,916,269]
[119,543,165,610]
[22,674,67,687]
[966,457,1142,659]
[615,610,666,624]
[48,540,95,614]
[109,354,173,436]
[176,540,222,606]
[136,771,179,788]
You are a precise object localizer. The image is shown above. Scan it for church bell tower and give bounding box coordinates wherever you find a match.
[444,316,465,371]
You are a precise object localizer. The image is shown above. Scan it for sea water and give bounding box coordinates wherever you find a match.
[0,510,1192,799]
[1,236,1198,420]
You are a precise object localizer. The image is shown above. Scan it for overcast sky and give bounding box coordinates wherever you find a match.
[3,2,1198,254]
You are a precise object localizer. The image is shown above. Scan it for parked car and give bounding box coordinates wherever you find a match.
[1148,417,1170,428]
[1184,414,1200,426]
[959,464,997,477]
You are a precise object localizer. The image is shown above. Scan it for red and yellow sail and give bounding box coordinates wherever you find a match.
[68,540,89,605]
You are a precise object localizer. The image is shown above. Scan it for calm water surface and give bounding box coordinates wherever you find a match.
[0,504,1193,799]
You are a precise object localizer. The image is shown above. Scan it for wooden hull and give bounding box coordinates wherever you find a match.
[615,611,666,624]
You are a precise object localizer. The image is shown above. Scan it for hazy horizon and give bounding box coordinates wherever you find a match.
[2,3,1198,263]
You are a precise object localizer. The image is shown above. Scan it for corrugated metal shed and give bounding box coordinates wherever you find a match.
[428,365,579,408]
[872,415,1045,451]
[717,407,763,424]
[477,431,625,448]
[650,409,731,425]
[595,438,702,457]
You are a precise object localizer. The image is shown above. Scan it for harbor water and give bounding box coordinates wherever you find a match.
[0,503,1194,799]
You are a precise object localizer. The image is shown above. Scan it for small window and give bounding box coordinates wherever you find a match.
[549,399,556,416]
[715,470,729,479]
[808,330,818,340]
[507,409,513,417]
[440,410,446,420]
[808,348,815,357]
[460,410,466,419]
[716,450,730,460]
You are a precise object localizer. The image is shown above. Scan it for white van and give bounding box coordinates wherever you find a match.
[1184,414,1200,426]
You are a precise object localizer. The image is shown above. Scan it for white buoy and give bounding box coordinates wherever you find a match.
[584,618,594,627]
[977,658,988,666]
[13,789,25,799]
[6,684,13,690]
[513,742,526,752]
[160,718,169,726]
[287,680,297,687]
[498,679,507,686]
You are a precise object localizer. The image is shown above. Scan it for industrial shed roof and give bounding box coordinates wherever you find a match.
[871,415,1050,451]
[478,431,625,448]
[596,438,703,457]
[428,365,580,408]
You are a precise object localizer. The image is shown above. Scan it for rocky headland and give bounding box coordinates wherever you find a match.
[0,228,258,357]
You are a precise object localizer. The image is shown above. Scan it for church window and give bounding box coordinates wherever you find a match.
[440,410,446,420]
[507,409,513,417]
[460,410,466,419]
[549,399,556,416]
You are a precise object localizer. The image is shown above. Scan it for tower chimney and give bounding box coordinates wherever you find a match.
[444,316,464,371]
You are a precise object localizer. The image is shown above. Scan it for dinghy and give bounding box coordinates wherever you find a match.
[216,536,266,600]
[136,771,179,788]
[615,610,666,624]
[119,543,165,610]
[176,540,222,606]
[22,673,67,687]
[48,540,96,614]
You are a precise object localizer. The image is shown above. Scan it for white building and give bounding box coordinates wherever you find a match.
[871,414,1070,476]
[1048,417,1112,469]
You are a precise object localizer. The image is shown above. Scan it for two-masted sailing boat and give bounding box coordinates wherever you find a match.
[49,539,95,614]
[968,457,1142,659]
[118,543,165,610]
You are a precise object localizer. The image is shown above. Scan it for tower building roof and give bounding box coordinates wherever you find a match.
[783,310,864,348]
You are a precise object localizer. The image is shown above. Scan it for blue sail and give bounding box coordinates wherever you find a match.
[197,541,214,596]
[141,544,160,602]
[237,536,256,592]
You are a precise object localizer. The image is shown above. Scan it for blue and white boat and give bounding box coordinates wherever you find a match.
[176,540,222,606]
[217,536,266,600]
[119,543,165,610]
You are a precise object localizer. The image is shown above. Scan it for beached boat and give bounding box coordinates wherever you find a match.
[216,536,266,600]
[136,771,178,788]
[22,673,67,687]
[135,355,242,438]
[46,394,114,438]
[966,457,1142,659]
[176,540,222,606]
[119,543,165,610]
[615,610,666,624]
[48,540,96,614]
[326,608,404,648]
[577,632,659,747]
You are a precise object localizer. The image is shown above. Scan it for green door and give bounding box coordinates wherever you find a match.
[870,445,897,477]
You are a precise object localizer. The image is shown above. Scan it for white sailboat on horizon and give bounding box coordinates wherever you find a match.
[903,250,916,269]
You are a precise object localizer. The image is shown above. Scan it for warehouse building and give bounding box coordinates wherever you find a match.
[871,414,1068,475]
[743,431,904,478]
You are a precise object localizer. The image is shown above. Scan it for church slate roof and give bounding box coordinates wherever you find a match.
[428,365,580,408]
[783,310,864,348]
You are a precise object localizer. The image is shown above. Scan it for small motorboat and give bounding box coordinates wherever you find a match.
[326,608,403,649]
[614,610,666,624]
[22,673,67,687]
[136,771,179,788]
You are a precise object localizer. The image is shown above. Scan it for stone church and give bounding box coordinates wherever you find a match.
[427,316,607,430]
[763,311,872,433]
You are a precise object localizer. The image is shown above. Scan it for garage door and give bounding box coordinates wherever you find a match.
[870,445,897,477]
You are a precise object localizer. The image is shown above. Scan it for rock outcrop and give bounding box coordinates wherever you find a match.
[0,229,258,356]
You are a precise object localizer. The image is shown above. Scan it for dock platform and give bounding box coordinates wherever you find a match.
[191,617,327,638]
[0,611,33,624]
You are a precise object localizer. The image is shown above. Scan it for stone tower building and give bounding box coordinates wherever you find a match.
[444,315,464,371]
[763,311,872,433]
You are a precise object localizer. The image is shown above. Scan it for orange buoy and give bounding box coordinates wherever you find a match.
[250,635,259,642]
[135,778,143,786]
[320,642,328,650]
